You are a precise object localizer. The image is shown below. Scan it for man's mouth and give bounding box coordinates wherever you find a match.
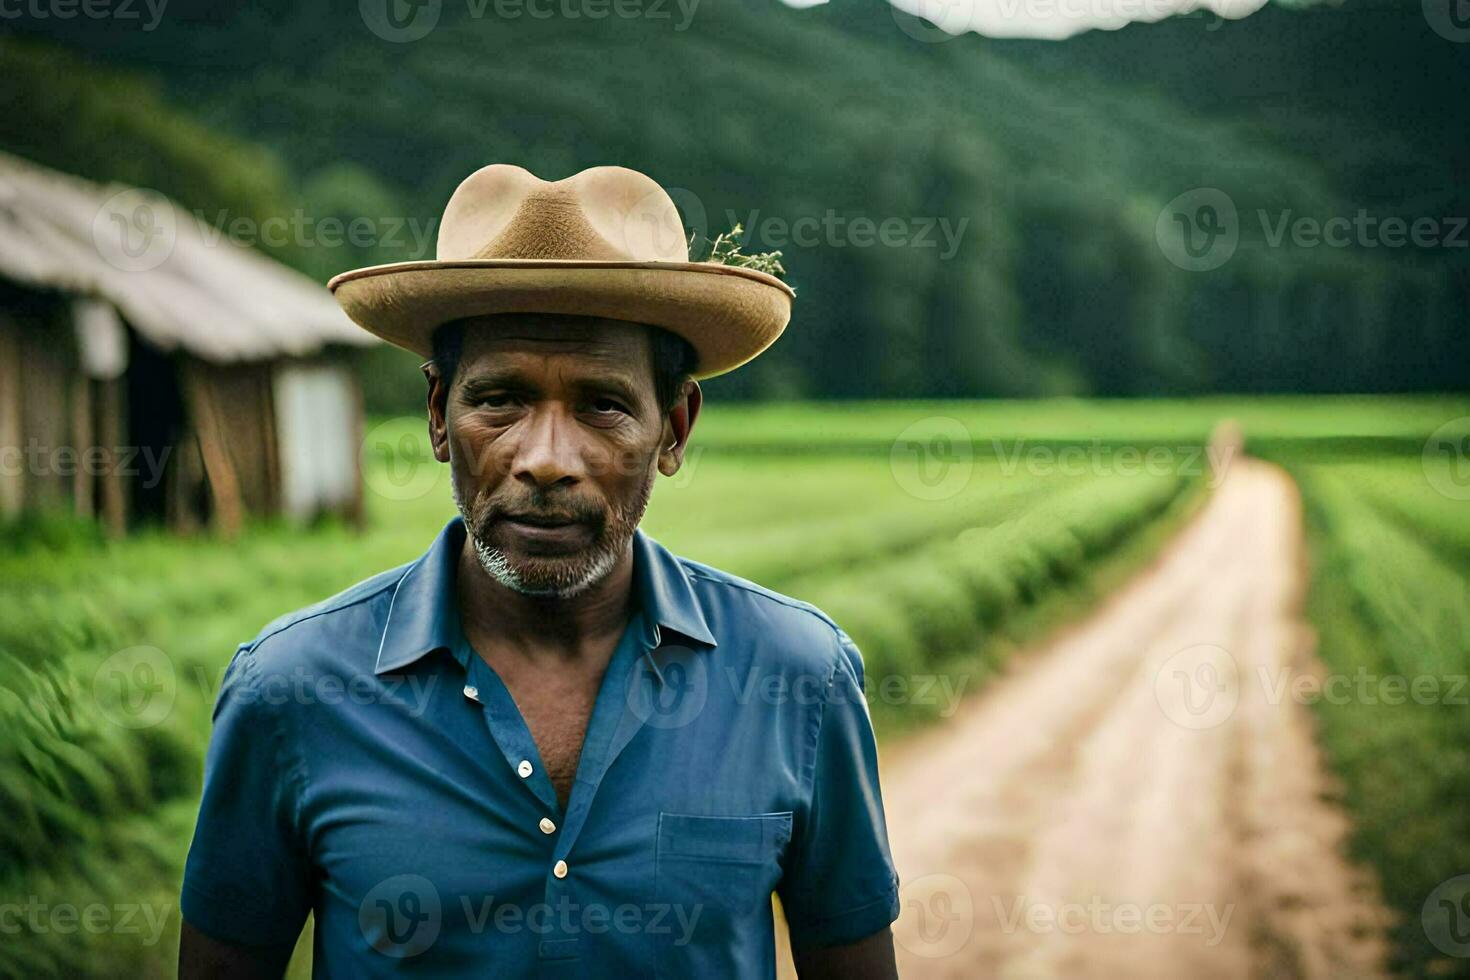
[492,511,593,550]
[500,512,581,528]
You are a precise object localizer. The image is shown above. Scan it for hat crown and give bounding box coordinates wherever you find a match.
[436,165,690,265]
[330,161,793,380]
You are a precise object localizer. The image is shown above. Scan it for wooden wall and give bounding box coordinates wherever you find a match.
[182,358,281,536]
[1,293,365,537]
[0,299,127,534]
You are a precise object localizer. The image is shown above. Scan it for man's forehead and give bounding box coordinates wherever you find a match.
[448,316,663,403]
[459,314,651,359]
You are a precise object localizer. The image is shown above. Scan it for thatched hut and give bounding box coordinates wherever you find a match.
[0,152,378,536]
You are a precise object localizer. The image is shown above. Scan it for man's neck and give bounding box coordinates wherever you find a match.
[454,539,637,665]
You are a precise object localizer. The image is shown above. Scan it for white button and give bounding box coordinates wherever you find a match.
[553,860,568,879]
[463,685,479,701]
[539,817,557,835]
[517,760,533,778]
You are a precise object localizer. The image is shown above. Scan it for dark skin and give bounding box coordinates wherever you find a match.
[438,319,688,812]
[179,316,897,980]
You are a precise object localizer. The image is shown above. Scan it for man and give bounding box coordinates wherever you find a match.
[179,165,900,978]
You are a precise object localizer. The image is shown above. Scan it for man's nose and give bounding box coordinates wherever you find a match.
[511,406,587,489]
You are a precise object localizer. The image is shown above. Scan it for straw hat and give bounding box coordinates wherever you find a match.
[328,164,794,380]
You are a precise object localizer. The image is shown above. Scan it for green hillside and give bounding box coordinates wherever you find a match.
[3,0,1464,402]
[0,40,300,266]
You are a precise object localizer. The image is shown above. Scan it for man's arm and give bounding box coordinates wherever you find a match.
[179,646,312,973]
[793,927,898,980]
[178,921,296,980]
[778,629,903,971]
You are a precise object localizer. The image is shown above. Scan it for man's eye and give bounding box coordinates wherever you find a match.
[476,393,516,408]
[591,398,627,415]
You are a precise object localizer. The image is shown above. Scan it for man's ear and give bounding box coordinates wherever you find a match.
[423,360,451,464]
[658,379,702,477]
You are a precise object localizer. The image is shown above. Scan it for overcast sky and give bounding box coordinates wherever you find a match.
[783,0,1271,41]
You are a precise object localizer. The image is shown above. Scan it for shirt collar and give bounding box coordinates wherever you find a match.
[374,516,717,675]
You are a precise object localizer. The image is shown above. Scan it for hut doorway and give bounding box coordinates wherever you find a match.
[124,335,190,527]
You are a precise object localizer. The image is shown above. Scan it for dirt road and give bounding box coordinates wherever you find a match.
[879,459,1393,979]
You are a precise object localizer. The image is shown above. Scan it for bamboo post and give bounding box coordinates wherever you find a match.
[183,361,244,538]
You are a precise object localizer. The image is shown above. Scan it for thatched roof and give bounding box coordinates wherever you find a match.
[0,151,376,362]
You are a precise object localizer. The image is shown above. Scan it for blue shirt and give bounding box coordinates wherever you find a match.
[182,516,899,977]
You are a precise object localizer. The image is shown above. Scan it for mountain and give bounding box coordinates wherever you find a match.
[3,0,1464,400]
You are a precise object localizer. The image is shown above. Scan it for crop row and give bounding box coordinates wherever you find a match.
[1293,462,1470,980]
[0,450,1201,975]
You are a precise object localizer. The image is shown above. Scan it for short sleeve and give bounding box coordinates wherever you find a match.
[778,629,901,949]
[181,646,312,946]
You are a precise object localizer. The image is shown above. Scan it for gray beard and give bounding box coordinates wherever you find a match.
[451,472,654,599]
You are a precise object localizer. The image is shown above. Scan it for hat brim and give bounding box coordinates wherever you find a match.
[328,259,794,381]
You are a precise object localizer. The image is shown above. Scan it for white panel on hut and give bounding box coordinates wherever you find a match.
[273,364,358,522]
[72,298,128,380]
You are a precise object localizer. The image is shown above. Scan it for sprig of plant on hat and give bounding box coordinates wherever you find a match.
[690,224,788,282]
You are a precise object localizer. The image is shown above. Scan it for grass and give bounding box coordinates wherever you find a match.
[2,394,1464,976]
[688,395,1469,449]
[1279,451,1470,980]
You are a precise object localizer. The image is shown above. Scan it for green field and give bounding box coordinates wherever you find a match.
[1272,447,1470,979]
[2,396,1466,976]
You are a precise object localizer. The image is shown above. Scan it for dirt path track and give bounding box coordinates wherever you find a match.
[880,459,1392,979]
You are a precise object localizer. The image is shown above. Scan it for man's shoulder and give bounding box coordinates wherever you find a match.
[673,554,865,682]
[235,561,410,669]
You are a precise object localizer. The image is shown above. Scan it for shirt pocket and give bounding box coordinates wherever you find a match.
[653,811,792,968]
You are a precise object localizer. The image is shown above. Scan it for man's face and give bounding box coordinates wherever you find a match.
[427,315,697,598]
